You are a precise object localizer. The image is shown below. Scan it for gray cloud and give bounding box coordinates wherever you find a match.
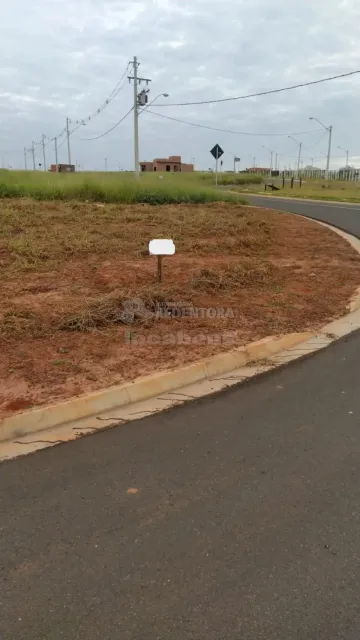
[1,0,360,170]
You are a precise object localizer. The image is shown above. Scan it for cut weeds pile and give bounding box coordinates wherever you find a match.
[1,198,360,418]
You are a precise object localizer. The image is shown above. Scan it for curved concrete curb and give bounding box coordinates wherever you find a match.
[1,217,360,459]
[0,332,312,443]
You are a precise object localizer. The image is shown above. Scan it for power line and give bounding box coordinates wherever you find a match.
[73,106,134,141]
[105,65,131,102]
[274,132,328,158]
[43,127,67,148]
[30,63,130,149]
[58,123,83,149]
[311,153,345,159]
[154,69,360,107]
[0,148,25,154]
[33,126,66,149]
[144,109,324,137]
[71,63,130,126]
[302,131,329,149]
[276,152,346,160]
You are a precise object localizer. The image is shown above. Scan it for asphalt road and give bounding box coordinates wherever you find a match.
[246,193,360,235]
[2,198,360,639]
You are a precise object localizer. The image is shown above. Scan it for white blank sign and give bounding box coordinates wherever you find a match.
[149,239,175,256]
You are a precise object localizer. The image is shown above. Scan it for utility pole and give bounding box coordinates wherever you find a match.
[133,56,139,178]
[253,157,256,168]
[66,117,71,165]
[275,153,278,171]
[24,147,27,170]
[54,137,58,171]
[31,142,36,170]
[325,125,332,180]
[128,56,151,178]
[309,118,332,180]
[215,149,219,187]
[288,136,302,178]
[297,143,302,176]
[42,134,47,171]
[263,147,273,176]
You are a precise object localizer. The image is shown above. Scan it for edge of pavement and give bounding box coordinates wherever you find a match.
[234,191,360,207]
[1,219,360,461]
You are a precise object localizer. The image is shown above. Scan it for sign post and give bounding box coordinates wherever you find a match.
[149,239,175,283]
[157,256,162,283]
[210,144,224,187]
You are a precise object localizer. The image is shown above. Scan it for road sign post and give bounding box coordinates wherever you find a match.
[210,144,224,188]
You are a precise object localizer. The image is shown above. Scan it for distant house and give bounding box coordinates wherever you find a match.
[140,155,194,173]
[339,166,359,179]
[246,167,270,175]
[303,165,322,171]
[50,164,75,173]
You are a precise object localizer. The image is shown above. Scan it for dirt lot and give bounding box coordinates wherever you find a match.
[1,199,360,417]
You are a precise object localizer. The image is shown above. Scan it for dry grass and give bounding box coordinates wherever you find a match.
[0,199,273,275]
[0,200,276,342]
[191,262,278,291]
[1,198,360,416]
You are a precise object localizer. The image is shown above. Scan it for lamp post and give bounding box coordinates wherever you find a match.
[309,117,332,180]
[262,146,273,176]
[338,145,349,168]
[288,135,302,177]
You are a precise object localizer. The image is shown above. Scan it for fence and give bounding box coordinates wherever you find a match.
[280,169,359,181]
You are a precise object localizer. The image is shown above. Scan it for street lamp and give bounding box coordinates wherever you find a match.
[249,155,256,169]
[338,145,349,167]
[288,135,302,177]
[139,93,169,114]
[309,117,333,180]
[262,145,273,176]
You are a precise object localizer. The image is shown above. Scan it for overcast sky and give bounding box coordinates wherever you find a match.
[1,0,359,172]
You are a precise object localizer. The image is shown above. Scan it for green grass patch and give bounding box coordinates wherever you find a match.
[0,170,248,205]
[200,172,263,186]
[230,178,360,203]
